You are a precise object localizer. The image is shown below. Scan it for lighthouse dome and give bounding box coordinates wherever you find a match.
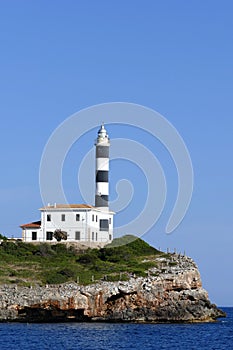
[97,123,109,141]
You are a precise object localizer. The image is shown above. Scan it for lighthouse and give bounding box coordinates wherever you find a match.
[95,123,110,210]
[21,123,114,245]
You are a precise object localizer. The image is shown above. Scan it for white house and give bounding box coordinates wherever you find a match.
[20,124,115,246]
[20,204,114,245]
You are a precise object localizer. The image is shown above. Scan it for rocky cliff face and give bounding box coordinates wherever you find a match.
[0,254,225,323]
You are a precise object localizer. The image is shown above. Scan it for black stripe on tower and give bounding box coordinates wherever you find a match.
[96,170,109,182]
[95,195,109,207]
[96,146,109,158]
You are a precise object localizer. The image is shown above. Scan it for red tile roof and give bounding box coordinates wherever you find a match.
[20,220,41,228]
[40,204,94,210]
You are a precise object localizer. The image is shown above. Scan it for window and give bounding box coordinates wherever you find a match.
[96,232,98,241]
[76,214,80,221]
[32,231,37,241]
[61,214,65,221]
[109,234,112,241]
[92,214,94,221]
[92,232,94,241]
[96,215,98,222]
[46,231,53,240]
[75,231,81,240]
[100,219,109,231]
[109,217,111,224]
[47,214,51,222]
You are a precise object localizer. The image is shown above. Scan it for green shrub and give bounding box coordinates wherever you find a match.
[0,233,8,241]
[1,242,18,255]
[33,244,56,257]
[44,271,69,284]
[51,244,70,255]
[59,268,76,278]
[76,250,99,265]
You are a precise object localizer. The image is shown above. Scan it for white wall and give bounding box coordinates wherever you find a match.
[23,208,113,244]
[22,228,42,242]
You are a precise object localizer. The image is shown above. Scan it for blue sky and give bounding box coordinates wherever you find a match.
[0,1,232,306]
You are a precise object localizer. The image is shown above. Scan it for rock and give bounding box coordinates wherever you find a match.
[0,254,226,323]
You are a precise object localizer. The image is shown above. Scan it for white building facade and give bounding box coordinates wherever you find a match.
[21,204,114,245]
[20,124,114,246]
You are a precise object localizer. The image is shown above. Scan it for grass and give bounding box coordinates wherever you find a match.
[0,235,164,286]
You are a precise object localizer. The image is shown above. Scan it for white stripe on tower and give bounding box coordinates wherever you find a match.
[95,123,110,209]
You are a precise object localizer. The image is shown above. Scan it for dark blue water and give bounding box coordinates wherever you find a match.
[0,308,232,350]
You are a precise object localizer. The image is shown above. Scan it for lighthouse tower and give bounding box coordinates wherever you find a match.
[20,122,114,244]
[95,124,110,210]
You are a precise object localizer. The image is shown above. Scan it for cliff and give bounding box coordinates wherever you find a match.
[0,253,225,323]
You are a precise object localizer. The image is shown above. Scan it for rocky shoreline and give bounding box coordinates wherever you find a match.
[0,254,225,323]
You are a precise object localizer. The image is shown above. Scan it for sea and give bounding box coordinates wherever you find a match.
[0,307,232,350]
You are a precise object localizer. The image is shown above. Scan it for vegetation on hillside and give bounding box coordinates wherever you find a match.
[0,233,7,241]
[0,235,163,286]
